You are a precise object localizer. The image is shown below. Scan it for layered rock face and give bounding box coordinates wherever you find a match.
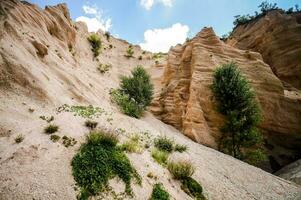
[151,27,301,169]
[227,10,301,90]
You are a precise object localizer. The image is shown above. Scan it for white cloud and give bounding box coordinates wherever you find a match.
[140,0,173,10]
[82,5,98,15]
[139,23,189,53]
[76,5,112,32]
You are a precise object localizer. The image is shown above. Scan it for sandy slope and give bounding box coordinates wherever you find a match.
[0,1,300,199]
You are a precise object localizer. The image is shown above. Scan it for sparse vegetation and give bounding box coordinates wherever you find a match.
[167,160,195,180]
[57,104,104,118]
[85,120,98,130]
[211,62,265,164]
[138,55,142,60]
[97,64,112,74]
[44,124,59,134]
[71,131,141,199]
[125,45,134,58]
[151,148,169,166]
[150,183,170,200]
[50,134,60,142]
[154,136,174,153]
[15,134,24,143]
[111,66,154,118]
[87,33,102,57]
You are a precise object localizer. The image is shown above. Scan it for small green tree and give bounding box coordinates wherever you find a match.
[87,33,102,57]
[112,66,154,118]
[125,45,134,58]
[211,62,265,164]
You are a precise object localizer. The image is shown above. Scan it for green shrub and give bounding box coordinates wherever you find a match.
[71,131,141,199]
[111,89,144,118]
[85,120,98,130]
[138,55,142,60]
[50,134,60,142]
[15,134,24,143]
[167,160,195,180]
[151,148,169,166]
[105,31,110,41]
[44,124,59,134]
[111,66,153,118]
[181,177,205,200]
[150,183,170,200]
[211,62,264,163]
[154,136,174,152]
[87,33,102,57]
[174,144,188,153]
[125,45,134,58]
[120,66,154,108]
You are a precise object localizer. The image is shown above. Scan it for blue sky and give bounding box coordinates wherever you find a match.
[28,0,300,52]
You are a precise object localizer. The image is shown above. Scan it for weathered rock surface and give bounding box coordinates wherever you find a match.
[0,1,300,199]
[227,10,301,90]
[276,159,301,185]
[151,27,301,169]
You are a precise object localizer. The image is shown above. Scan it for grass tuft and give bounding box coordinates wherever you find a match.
[84,120,98,130]
[167,160,195,180]
[44,124,59,134]
[15,134,24,143]
[174,144,188,153]
[120,135,143,153]
[154,136,174,152]
[151,148,169,166]
[50,134,60,142]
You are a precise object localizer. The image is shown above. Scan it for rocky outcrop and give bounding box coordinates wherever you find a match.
[151,27,301,169]
[227,10,301,90]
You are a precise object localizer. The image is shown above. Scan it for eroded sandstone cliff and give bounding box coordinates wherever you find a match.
[227,10,301,90]
[151,27,301,170]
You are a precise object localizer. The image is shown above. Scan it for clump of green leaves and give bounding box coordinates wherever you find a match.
[50,134,60,142]
[87,33,102,57]
[15,134,24,143]
[150,183,170,200]
[111,66,154,118]
[71,131,141,199]
[181,177,205,200]
[44,124,59,134]
[125,45,134,58]
[97,64,112,74]
[85,120,98,130]
[151,148,169,166]
[211,62,265,164]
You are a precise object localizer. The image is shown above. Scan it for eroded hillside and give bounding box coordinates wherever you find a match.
[0,1,300,200]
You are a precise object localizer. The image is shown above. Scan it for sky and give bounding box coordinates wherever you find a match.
[28,0,300,52]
